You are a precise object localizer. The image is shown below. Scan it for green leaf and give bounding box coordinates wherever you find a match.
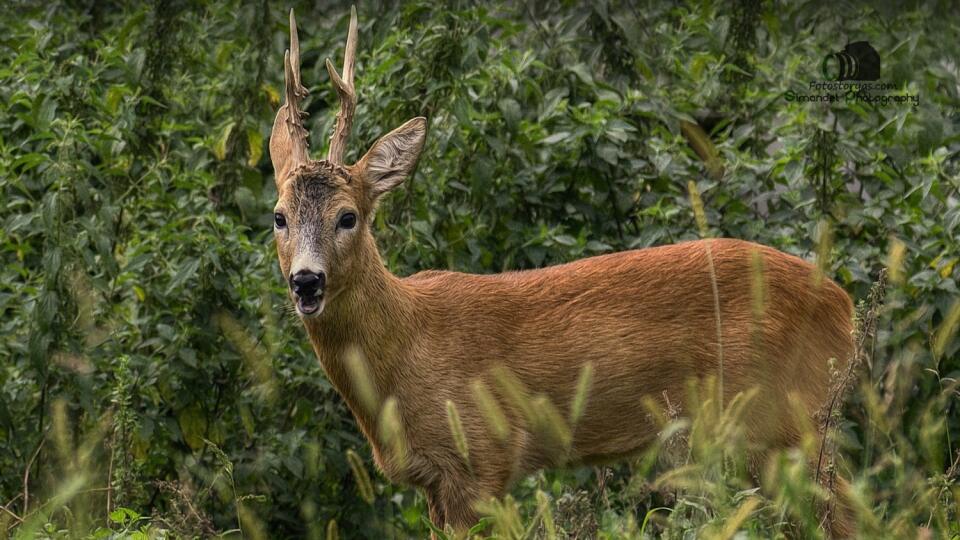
[541,132,570,145]
[498,98,521,128]
[178,404,207,451]
[166,258,200,295]
[247,127,263,167]
[214,121,236,160]
[553,234,577,246]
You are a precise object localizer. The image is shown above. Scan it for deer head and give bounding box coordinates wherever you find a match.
[270,8,426,318]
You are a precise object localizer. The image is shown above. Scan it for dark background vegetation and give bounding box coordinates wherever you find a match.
[1,0,958,538]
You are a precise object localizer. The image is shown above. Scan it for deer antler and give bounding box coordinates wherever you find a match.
[283,9,310,166]
[325,5,358,165]
[269,9,310,185]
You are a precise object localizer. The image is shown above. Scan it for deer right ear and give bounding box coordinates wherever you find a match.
[356,117,427,203]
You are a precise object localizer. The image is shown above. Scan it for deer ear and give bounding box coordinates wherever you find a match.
[357,117,426,201]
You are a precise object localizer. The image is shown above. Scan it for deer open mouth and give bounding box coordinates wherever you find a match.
[297,294,324,316]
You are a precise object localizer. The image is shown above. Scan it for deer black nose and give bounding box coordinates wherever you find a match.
[290,270,325,297]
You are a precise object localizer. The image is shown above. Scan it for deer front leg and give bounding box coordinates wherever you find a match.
[425,488,447,538]
[422,418,521,538]
[424,476,485,539]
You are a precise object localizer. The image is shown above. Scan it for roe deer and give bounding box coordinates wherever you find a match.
[268,8,854,536]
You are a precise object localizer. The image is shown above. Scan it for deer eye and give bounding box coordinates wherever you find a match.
[338,212,357,230]
[274,212,287,229]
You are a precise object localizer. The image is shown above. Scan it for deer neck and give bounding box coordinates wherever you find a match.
[301,236,416,434]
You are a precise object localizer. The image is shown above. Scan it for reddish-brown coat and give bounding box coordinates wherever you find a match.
[298,234,853,529]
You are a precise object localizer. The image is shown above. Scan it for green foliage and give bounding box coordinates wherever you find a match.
[1,0,958,538]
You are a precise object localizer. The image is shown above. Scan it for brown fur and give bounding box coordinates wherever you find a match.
[336,241,849,524]
[272,156,853,531]
[267,13,854,534]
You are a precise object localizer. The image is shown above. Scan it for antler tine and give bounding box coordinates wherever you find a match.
[288,9,302,92]
[284,9,309,167]
[325,5,358,165]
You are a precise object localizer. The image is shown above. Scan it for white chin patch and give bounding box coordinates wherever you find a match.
[297,295,325,317]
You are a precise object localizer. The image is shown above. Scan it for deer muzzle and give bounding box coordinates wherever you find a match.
[290,269,326,316]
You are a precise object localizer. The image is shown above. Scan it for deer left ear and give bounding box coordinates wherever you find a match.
[357,117,427,202]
